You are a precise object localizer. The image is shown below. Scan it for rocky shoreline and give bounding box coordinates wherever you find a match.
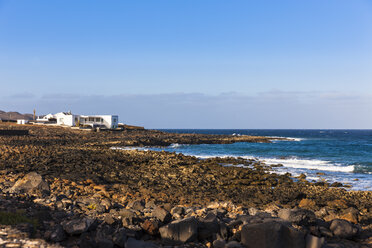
[0,124,371,247]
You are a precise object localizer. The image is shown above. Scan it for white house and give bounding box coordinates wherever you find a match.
[36,113,56,123]
[55,112,80,126]
[79,115,119,129]
[38,112,119,129]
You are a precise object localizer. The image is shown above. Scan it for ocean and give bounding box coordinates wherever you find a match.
[152,129,372,191]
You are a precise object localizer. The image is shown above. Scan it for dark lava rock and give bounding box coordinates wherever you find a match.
[119,209,138,226]
[241,221,305,248]
[153,207,172,223]
[142,219,160,236]
[112,228,128,248]
[213,239,226,248]
[330,182,343,187]
[170,206,185,215]
[125,238,159,248]
[305,234,325,248]
[278,208,316,225]
[218,221,229,240]
[50,224,66,242]
[97,238,114,248]
[159,217,199,243]
[103,213,116,225]
[127,200,145,211]
[62,218,93,235]
[198,212,219,240]
[329,219,359,239]
[8,172,50,196]
[225,241,244,248]
[119,208,137,219]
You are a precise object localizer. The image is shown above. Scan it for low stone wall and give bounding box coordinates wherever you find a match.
[0,130,29,136]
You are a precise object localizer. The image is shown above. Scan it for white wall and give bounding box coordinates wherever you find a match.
[98,115,119,128]
[55,113,75,126]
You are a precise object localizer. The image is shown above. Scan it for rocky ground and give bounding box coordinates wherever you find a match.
[0,123,371,247]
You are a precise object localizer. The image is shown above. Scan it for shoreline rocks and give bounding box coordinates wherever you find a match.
[0,124,370,247]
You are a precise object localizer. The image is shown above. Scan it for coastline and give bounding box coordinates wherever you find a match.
[0,124,371,247]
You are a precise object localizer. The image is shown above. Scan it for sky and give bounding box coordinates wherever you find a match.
[0,0,371,128]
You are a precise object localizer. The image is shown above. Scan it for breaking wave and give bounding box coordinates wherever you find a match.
[262,157,355,173]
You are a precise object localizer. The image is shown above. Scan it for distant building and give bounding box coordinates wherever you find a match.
[17,119,29,125]
[36,114,56,123]
[36,112,119,129]
[79,115,119,129]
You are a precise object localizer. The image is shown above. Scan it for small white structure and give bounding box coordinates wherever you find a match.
[17,119,29,125]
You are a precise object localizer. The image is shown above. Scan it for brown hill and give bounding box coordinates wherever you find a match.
[0,111,33,121]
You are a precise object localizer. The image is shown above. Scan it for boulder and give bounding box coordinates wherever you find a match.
[218,221,229,240]
[119,209,138,226]
[226,241,244,248]
[170,206,185,216]
[278,209,316,225]
[241,221,305,248]
[97,239,114,248]
[299,199,317,210]
[142,219,160,235]
[62,218,93,235]
[49,224,66,242]
[305,234,325,248]
[198,212,219,240]
[339,207,359,224]
[8,172,50,196]
[153,207,172,223]
[159,217,198,243]
[125,238,158,248]
[212,239,226,248]
[112,228,128,248]
[119,209,137,219]
[127,200,145,211]
[329,219,358,239]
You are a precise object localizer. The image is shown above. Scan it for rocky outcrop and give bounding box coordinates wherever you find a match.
[8,172,49,196]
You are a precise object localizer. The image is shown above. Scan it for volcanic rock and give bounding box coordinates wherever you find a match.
[62,218,93,235]
[329,219,358,239]
[278,208,316,225]
[152,207,171,223]
[241,221,305,248]
[8,172,50,196]
[198,212,219,240]
[159,217,198,243]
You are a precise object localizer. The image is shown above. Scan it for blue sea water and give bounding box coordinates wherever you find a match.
[152,129,372,191]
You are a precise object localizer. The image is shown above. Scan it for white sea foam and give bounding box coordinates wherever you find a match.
[263,158,355,173]
[223,164,251,169]
[169,143,182,148]
[196,154,231,159]
[195,154,256,160]
[112,147,354,173]
[270,136,305,142]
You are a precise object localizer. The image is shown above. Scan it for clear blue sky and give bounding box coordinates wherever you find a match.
[0,0,371,128]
